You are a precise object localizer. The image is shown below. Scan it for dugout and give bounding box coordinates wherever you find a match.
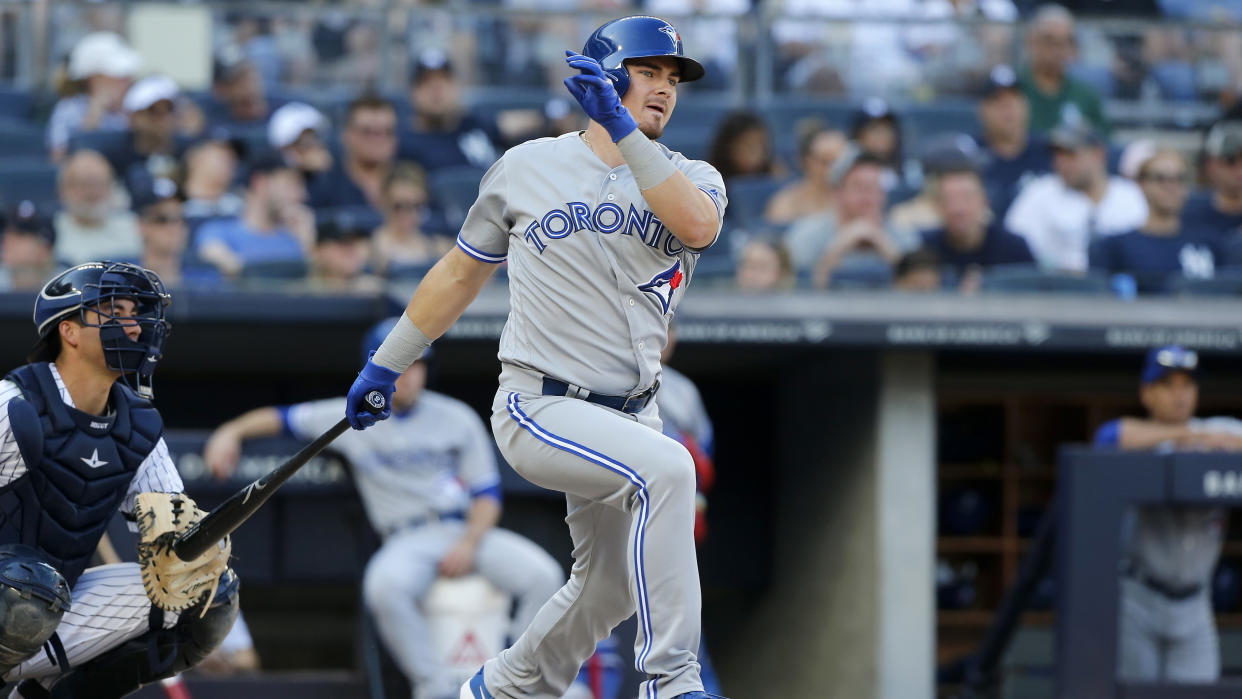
[5,287,1242,699]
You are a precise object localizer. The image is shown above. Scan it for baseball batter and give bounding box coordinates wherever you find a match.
[1093,345,1242,683]
[345,15,727,699]
[205,319,564,699]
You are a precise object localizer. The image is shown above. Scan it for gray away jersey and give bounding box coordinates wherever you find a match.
[283,390,500,536]
[1126,416,1242,587]
[456,132,727,396]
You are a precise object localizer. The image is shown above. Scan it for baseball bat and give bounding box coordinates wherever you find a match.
[173,390,388,561]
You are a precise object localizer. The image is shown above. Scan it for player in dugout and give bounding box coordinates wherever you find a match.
[1094,345,1242,683]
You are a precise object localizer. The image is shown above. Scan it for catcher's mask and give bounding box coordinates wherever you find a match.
[31,261,172,398]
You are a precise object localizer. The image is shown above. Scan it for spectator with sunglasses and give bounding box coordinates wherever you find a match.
[308,95,399,226]
[1094,346,1242,683]
[1181,121,1242,241]
[93,76,196,198]
[371,163,451,278]
[133,177,221,288]
[1089,148,1218,293]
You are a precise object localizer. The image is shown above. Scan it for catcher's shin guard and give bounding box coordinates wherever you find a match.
[44,569,239,699]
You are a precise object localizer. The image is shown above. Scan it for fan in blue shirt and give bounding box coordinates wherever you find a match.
[1090,148,1217,294]
[195,154,312,278]
[1181,121,1242,240]
[397,49,502,173]
[307,96,395,231]
[919,169,1035,275]
[974,65,1053,220]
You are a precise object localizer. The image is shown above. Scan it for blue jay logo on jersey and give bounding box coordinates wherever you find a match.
[638,260,683,313]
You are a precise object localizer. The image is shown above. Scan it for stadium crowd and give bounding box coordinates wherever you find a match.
[1,1,1242,298]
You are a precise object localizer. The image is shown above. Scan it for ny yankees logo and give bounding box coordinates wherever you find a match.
[80,449,108,469]
[638,260,683,314]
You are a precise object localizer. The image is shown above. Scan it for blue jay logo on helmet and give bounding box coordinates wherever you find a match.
[32,261,171,398]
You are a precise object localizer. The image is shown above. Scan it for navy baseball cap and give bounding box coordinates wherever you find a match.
[850,97,898,134]
[1049,122,1104,151]
[3,200,55,246]
[1141,345,1199,384]
[130,176,183,214]
[982,64,1021,99]
[412,48,453,84]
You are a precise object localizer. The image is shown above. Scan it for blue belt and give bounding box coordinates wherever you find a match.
[541,377,660,415]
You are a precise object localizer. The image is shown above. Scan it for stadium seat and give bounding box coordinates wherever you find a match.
[724,175,789,230]
[979,265,1112,294]
[239,259,309,281]
[903,101,980,145]
[465,87,554,121]
[0,158,58,206]
[1168,270,1242,296]
[0,119,47,158]
[385,261,436,282]
[829,258,895,290]
[658,124,712,161]
[0,86,34,122]
[762,97,855,154]
[427,165,486,231]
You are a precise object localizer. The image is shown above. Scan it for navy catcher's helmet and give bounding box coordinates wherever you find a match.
[32,261,171,398]
[361,316,434,366]
[582,16,705,98]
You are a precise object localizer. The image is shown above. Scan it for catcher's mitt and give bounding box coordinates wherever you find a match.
[134,492,232,615]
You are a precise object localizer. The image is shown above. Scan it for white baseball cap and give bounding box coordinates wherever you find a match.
[123,75,180,113]
[68,32,142,80]
[268,102,328,149]
[1118,139,1157,181]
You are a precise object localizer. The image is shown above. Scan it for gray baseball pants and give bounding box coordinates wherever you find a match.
[1117,577,1220,682]
[482,369,703,699]
[363,520,565,699]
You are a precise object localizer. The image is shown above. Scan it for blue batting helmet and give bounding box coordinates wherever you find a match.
[32,261,171,398]
[581,16,705,98]
[361,316,434,366]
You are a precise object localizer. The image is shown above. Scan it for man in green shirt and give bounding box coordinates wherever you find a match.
[1019,4,1109,136]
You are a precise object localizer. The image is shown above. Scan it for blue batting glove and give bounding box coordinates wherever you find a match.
[346,352,399,430]
[563,50,637,143]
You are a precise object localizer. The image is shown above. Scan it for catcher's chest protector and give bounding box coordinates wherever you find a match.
[0,362,162,586]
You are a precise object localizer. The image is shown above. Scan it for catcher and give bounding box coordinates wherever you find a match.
[0,261,236,699]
